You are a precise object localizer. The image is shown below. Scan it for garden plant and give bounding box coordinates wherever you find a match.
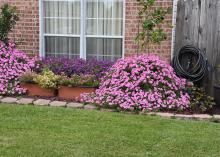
[58,74,99,100]
[58,74,99,88]
[0,4,38,96]
[20,69,101,99]
[0,3,217,114]
[20,69,59,97]
[0,42,37,95]
[0,3,19,44]
[135,0,171,51]
[21,69,59,90]
[0,2,220,156]
[35,57,113,79]
[186,84,216,113]
[34,69,59,89]
[82,55,190,112]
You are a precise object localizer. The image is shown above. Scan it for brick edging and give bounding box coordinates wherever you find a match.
[0,96,220,122]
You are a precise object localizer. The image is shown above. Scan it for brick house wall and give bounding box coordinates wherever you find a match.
[0,0,173,60]
[0,0,39,56]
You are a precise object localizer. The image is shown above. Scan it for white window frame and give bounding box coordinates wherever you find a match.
[39,0,125,60]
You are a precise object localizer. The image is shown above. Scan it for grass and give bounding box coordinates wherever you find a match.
[0,104,220,157]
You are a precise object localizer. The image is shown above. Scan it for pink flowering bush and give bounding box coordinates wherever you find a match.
[0,42,37,95]
[82,55,190,111]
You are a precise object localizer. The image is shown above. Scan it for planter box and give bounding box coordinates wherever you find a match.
[21,83,55,97]
[58,86,96,100]
[214,85,220,106]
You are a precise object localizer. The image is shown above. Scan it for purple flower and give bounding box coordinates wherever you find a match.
[34,57,113,79]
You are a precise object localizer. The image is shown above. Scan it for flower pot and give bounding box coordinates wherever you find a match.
[58,86,96,100]
[21,83,55,97]
[214,85,220,106]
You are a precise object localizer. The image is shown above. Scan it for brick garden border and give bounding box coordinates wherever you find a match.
[1,96,220,122]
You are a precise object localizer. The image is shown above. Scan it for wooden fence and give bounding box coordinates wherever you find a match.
[174,0,220,95]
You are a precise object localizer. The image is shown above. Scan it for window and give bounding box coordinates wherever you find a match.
[40,0,124,61]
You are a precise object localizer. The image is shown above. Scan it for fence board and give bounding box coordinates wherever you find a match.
[174,0,220,95]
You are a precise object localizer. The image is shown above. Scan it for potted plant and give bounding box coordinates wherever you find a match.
[20,69,58,97]
[58,74,99,100]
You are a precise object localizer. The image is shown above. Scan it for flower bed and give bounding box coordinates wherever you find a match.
[0,42,37,95]
[20,69,99,100]
[11,53,216,113]
[19,57,112,99]
[35,57,113,78]
[82,55,190,112]
[20,57,113,99]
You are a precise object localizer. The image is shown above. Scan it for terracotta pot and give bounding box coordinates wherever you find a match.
[21,83,55,97]
[214,85,220,106]
[58,86,96,100]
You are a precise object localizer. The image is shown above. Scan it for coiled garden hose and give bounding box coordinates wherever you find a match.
[172,45,208,82]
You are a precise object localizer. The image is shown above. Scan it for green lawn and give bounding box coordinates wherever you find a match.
[0,104,220,157]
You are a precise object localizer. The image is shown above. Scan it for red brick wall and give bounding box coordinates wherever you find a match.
[125,0,173,61]
[0,0,173,59]
[0,0,39,56]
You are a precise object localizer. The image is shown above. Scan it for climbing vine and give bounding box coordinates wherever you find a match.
[135,0,171,51]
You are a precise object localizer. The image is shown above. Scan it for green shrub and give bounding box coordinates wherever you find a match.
[187,85,215,113]
[0,4,19,43]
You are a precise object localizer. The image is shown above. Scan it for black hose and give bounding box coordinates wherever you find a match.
[172,45,208,82]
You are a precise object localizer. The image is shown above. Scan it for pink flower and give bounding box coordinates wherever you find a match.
[81,54,190,111]
[0,42,38,95]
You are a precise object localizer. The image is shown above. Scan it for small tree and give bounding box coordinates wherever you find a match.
[135,0,171,52]
[0,4,19,44]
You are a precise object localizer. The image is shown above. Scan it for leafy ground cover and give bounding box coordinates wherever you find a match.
[0,104,220,157]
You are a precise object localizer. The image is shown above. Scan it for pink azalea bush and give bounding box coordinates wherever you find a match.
[82,55,190,111]
[0,42,37,95]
